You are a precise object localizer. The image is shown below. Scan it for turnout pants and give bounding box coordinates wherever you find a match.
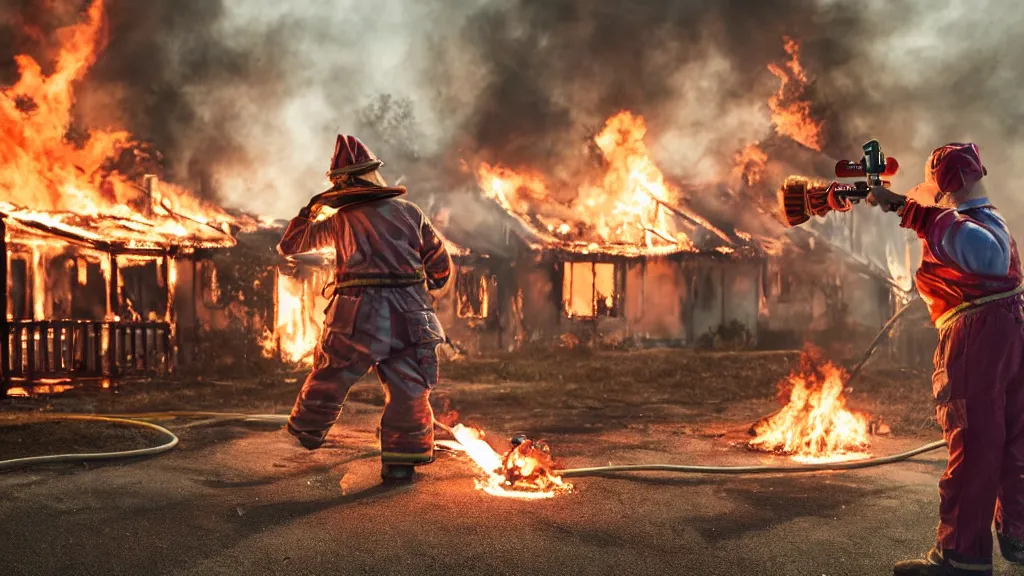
[933,296,1024,571]
[287,287,445,464]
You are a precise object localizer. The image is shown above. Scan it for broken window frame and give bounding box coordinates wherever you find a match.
[561,259,624,319]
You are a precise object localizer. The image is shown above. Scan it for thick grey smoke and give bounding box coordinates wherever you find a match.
[3,0,1024,230]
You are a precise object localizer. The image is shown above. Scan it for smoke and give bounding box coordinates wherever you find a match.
[3,0,1024,229]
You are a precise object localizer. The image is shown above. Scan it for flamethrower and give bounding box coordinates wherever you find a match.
[779,140,902,227]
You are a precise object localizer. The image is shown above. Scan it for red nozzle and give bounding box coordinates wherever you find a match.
[834,157,900,178]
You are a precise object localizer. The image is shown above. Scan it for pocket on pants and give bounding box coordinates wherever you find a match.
[414,345,439,389]
[326,295,362,337]
[405,310,445,345]
[936,398,968,432]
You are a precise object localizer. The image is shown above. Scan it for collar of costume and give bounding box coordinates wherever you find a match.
[957,197,991,212]
[310,185,407,210]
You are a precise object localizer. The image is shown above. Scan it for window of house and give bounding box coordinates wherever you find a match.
[9,256,30,320]
[456,267,493,319]
[763,260,793,300]
[562,261,620,318]
[200,260,222,307]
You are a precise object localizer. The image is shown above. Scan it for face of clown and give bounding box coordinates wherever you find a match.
[922,143,986,207]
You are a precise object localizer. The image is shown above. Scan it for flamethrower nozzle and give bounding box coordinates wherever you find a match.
[779,140,901,228]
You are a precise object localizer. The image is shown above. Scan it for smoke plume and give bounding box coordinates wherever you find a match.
[2,0,1024,229]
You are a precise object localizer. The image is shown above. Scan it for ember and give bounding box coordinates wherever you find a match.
[749,348,871,463]
[443,424,573,499]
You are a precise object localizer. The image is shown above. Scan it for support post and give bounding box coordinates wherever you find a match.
[163,253,175,374]
[108,253,120,319]
[142,175,158,219]
[107,253,120,378]
[0,219,8,397]
[192,257,199,365]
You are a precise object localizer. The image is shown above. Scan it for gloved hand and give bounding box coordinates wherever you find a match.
[297,199,318,219]
[866,185,906,213]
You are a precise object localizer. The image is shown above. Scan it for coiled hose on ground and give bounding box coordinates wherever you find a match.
[1,298,945,476]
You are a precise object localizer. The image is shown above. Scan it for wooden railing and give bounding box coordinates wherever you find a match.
[4,321,172,381]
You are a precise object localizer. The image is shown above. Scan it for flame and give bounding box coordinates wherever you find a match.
[261,271,321,364]
[477,111,703,255]
[749,349,870,463]
[732,142,769,187]
[445,424,573,499]
[0,0,244,247]
[767,36,823,152]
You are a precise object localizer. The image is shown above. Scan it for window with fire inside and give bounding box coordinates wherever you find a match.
[455,267,497,323]
[561,261,623,319]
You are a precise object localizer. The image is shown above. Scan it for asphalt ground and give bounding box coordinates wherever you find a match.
[1,401,1018,576]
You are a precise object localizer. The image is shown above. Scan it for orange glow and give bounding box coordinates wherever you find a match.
[767,36,823,152]
[749,349,870,463]
[562,261,616,318]
[444,424,573,499]
[732,142,769,187]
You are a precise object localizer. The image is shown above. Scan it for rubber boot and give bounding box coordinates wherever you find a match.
[998,533,1024,565]
[893,548,990,576]
[380,464,415,484]
[286,423,326,451]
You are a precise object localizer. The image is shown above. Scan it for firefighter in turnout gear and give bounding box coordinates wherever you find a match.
[277,134,452,483]
[868,144,1024,576]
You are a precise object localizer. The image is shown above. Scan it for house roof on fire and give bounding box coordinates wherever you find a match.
[0,202,240,256]
[428,188,771,262]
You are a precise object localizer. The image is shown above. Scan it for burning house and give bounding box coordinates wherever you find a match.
[422,109,912,355]
[0,1,257,395]
[0,178,246,394]
[416,111,776,353]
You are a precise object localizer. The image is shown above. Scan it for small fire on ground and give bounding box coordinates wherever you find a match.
[749,348,871,463]
[437,424,573,499]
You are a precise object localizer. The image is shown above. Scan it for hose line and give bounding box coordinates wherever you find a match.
[556,440,947,478]
[0,412,947,478]
[0,415,179,472]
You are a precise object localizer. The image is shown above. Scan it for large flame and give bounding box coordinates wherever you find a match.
[0,0,243,245]
[477,111,742,256]
[444,424,573,499]
[275,273,320,364]
[767,36,823,152]
[749,349,870,463]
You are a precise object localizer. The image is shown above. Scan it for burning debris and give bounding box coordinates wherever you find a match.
[440,424,573,499]
[749,348,871,463]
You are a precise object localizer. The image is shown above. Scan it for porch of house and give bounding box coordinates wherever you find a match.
[0,213,229,397]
